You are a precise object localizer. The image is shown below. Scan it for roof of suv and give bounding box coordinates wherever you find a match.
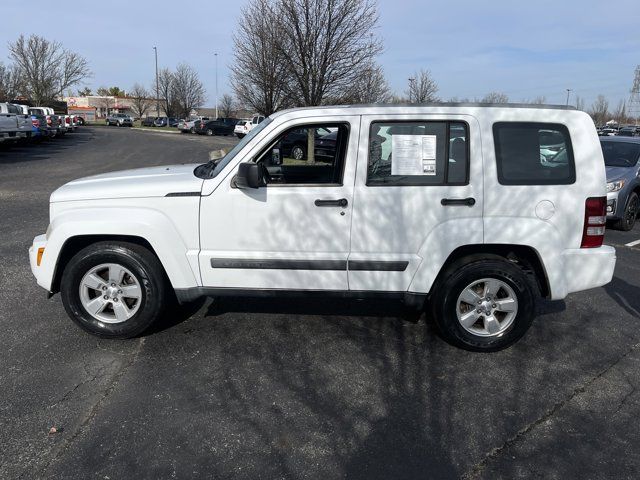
[271,102,577,119]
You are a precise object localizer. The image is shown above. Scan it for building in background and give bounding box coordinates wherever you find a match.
[64,95,161,119]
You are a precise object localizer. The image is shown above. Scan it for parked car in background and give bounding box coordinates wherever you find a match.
[600,127,618,136]
[154,117,179,127]
[234,120,252,138]
[177,117,209,133]
[0,102,21,144]
[29,107,63,137]
[601,136,640,230]
[11,104,33,140]
[196,117,239,136]
[106,113,133,127]
[29,104,616,352]
[618,126,639,137]
[141,117,156,127]
[234,115,266,139]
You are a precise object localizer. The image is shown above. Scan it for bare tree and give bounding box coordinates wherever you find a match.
[171,63,206,118]
[406,69,439,103]
[157,68,179,117]
[613,100,627,124]
[338,63,390,104]
[77,87,92,96]
[231,0,290,116]
[96,87,114,116]
[575,95,586,111]
[589,94,610,125]
[482,91,509,103]
[129,83,151,119]
[8,34,90,104]
[278,0,382,106]
[219,94,236,117]
[529,95,547,104]
[0,63,22,101]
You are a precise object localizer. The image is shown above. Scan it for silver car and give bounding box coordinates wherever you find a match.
[601,137,640,230]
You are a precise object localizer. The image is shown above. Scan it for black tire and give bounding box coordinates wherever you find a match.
[613,192,638,231]
[190,127,195,134]
[291,144,306,160]
[60,241,170,339]
[206,129,214,136]
[430,258,536,352]
[236,133,245,139]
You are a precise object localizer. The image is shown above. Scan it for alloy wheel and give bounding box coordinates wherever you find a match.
[455,278,518,337]
[78,263,142,324]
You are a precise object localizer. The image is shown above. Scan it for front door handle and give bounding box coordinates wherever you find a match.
[315,198,348,207]
[441,197,476,206]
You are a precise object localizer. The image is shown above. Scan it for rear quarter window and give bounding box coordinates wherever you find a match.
[493,122,576,185]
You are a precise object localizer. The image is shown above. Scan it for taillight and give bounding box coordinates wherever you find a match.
[581,197,606,248]
[65,117,70,124]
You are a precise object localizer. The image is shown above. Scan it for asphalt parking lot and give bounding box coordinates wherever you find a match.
[1,127,639,479]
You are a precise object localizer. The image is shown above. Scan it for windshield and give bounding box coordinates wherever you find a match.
[601,141,640,167]
[195,117,273,179]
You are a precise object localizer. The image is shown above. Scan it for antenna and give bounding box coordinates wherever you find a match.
[629,65,640,124]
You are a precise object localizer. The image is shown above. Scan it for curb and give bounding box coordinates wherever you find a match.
[131,127,181,135]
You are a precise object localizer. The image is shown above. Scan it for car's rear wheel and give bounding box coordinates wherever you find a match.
[60,241,170,338]
[614,192,638,231]
[206,129,214,136]
[430,258,536,351]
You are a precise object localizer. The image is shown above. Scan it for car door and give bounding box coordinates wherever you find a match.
[348,114,484,292]
[198,115,360,291]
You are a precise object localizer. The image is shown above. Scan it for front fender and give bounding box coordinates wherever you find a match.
[37,206,200,291]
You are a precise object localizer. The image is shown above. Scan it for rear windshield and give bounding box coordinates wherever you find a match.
[601,141,640,167]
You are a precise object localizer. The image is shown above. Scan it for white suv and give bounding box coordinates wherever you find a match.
[29,104,616,351]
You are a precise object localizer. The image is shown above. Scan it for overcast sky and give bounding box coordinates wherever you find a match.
[1,0,638,108]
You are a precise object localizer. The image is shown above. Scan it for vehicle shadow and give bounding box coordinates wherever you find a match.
[604,275,640,318]
[0,129,94,165]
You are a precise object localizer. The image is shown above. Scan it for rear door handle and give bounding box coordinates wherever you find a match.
[441,197,476,206]
[315,198,348,207]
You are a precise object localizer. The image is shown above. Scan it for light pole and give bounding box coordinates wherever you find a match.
[565,88,572,106]
[214,52,219,119]
[153,46,159,118]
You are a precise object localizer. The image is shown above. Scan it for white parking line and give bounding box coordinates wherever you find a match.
[625,238,640,247]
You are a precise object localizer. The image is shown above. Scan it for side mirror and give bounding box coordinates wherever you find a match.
[235,162,266,189]
[272,148,281,165]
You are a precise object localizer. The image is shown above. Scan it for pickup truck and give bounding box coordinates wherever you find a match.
[29,108,64,137]
[29,104,616,351]
[0,103,26,143]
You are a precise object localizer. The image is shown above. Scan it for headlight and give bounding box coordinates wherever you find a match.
[607,180,625,192]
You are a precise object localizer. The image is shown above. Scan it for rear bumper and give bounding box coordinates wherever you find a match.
[558,245,616,298]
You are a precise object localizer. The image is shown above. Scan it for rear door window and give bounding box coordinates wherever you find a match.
[493,122,576,185]
[367,121,469,186]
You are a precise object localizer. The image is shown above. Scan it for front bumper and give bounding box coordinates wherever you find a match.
[560,245,616,297]
[29,234,51,291]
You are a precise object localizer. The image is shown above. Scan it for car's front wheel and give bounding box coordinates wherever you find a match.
[430,258,536,351]
[60,241,170,338]
[614,192,639,231]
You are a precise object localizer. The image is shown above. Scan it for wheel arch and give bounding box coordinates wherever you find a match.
[429,244,550,299]
[51,235,161,294]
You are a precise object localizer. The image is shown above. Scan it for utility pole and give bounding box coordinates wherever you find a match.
[565,88,572,106]
[214,52,219,119]
[153,46,159,118]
